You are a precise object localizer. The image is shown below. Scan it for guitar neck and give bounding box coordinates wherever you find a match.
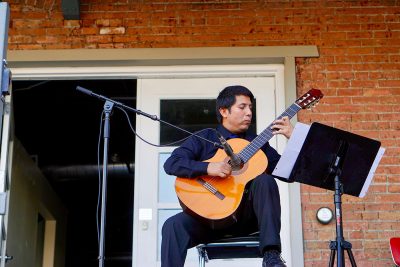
[238,103,302,163]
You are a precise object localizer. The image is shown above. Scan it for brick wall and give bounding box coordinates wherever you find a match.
[6,0,400,266]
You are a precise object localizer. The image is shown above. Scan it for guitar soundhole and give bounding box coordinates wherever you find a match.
[225,157,248,175]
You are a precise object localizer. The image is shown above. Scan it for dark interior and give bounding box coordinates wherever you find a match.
[12,79,136,267]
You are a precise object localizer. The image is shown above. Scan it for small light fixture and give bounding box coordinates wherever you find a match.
[316,207,333,225]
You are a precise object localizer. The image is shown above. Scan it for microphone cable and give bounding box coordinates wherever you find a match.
[96,110,104,245]
[116,106,218,148]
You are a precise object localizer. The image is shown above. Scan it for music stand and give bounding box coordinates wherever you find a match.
[275,122,384,267]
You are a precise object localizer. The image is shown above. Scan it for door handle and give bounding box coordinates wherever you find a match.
[0,255,13,262]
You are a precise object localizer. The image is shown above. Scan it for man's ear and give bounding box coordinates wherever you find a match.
[219,107,229,120]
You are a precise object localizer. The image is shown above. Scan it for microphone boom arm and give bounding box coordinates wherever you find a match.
[76,86,223,149]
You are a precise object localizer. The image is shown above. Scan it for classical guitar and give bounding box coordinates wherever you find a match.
[175,89,324,229]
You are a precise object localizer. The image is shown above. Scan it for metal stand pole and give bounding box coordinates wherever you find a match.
[328,141,357,267]
[98,101,114,267]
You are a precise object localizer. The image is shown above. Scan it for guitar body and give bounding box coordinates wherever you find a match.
[175,138,268,229]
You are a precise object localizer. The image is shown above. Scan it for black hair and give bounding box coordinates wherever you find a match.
[216,85,254,123]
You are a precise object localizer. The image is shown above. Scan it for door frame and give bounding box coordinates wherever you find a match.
[135,74,281,266]
[133,64,301,267]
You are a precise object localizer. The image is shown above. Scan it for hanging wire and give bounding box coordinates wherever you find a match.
[96,111,104,245]
[116,106,216,147]
[12,80,50,92]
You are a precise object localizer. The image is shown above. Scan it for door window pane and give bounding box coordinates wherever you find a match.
[160,99,256,145]
[158,153,178,203]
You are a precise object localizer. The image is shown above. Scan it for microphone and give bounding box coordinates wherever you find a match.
[76,86,93,96]
[216,131,242,170]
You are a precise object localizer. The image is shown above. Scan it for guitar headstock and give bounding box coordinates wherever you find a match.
[295,88,323,109]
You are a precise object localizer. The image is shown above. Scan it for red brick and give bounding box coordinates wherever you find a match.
[379,80,400,87]
[9,35,33,44]
[64,20,81,28]
[16,44,43,49]
[99,27,126,35]
[86,35,113,44]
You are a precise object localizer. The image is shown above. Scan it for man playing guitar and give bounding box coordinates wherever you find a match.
[162,85,293,267]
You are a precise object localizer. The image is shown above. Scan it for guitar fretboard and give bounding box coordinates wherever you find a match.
[237,103,302,163]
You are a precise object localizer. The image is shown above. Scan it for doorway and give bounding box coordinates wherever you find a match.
[12,79,136,267]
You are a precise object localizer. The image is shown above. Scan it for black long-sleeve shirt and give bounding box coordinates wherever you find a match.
[163,125,281,178]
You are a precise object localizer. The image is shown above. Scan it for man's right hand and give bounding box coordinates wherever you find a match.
[207,162,232,178]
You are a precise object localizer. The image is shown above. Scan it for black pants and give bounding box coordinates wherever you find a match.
[161,174,282,267]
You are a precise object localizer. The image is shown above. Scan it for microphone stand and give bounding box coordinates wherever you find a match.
[98,101,113,267]
[76,86,223,267]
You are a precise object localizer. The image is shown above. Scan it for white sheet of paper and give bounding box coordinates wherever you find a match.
[272,122,310,179]
[359,147,385,197]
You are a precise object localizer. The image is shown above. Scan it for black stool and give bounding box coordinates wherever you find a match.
[196,232,261,267]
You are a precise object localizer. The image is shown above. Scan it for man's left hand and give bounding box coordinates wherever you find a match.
[271,116,293,139]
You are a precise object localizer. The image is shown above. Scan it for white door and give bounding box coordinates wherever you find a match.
[133,66,293,267]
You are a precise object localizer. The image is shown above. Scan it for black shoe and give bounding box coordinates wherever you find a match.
[262,250,287,267]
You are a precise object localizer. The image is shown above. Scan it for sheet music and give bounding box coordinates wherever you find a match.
[359,147,385,197]
[272,122,310,179]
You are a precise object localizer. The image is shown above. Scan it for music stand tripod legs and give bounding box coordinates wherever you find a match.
[328,141,357,267]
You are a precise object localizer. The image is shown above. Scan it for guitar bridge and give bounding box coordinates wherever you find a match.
[196,178,225,200]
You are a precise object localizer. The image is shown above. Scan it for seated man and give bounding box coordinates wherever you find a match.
[162,85,293,267]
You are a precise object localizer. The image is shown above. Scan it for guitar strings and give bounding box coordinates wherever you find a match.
[238,104,300,162]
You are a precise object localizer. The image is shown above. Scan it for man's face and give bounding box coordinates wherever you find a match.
[219,95,253,134]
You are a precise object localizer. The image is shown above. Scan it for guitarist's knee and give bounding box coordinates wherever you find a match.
[162,214,182,236]
[162,212,197,237]
[252,174,279,193]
